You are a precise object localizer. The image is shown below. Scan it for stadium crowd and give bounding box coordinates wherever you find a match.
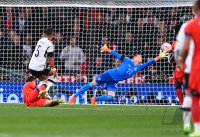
[0,6,192,82]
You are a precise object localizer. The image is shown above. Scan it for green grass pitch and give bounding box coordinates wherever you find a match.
[0,104,186,137]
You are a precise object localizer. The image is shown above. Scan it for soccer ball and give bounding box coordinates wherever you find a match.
[161,42,172,52]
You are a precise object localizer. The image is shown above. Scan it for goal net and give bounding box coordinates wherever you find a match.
[0,0,194,105]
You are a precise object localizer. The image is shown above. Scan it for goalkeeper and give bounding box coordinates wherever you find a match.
[68,45,168,105]
[23,76,66,107]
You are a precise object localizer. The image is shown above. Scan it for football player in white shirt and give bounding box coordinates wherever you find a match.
[175,21,194,135]
[29,28,57,98]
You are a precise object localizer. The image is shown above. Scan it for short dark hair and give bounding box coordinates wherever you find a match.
[193,0,200,13]
[70,36,76,39]
[45,28,54,36]
[26,76,36,82]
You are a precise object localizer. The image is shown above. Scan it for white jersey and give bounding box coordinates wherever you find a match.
[175,22,194,73]
[29,37,54,71]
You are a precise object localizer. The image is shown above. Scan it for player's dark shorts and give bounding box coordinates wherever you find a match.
[95,71,117,92]
[29,69,50,77]
[184,73,190,90]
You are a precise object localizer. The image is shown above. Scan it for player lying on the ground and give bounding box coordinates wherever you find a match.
[29,28,57,99]
[23,76,65,107]
[68,45,168,105]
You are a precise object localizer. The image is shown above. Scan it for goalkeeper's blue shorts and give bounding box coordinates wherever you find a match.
[95,71,117,92]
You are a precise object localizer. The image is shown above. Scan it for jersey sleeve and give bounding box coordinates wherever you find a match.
[47,42,54,57]
[136,59,156,72]
[47,42,54,53]
[111,50,122,60]
[23,82,36,92]
[28,82,36,89]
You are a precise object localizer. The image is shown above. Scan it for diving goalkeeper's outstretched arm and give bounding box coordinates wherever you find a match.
[101,44,168,71]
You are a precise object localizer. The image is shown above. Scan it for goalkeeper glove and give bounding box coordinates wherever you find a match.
[155,50,169,61]
[101,44,111,53]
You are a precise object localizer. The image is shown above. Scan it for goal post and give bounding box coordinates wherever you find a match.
[0,0,193,7]
[0,0,193,105]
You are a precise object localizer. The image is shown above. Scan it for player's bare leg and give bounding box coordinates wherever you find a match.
[43,100,59,107]
[68,81,97,105]
[37,69,57,99]
[36,75,48,98]
[28,84,47,102]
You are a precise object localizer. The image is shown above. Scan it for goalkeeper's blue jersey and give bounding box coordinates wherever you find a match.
[107,50,156,82]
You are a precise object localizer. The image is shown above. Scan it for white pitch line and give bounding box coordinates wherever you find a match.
[0,134,12,137]
[0,106,179,111]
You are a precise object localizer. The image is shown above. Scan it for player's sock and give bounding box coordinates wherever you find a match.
[176,88,183,105]
[182,96,192,135]
[194,123,200,133]
[38,80,46,87]
[46,75,56,91]
[191,97,200,132]
[74,83,93,97]
[96,95,113,102]
[182,96,192,126]
[29,84,47,103]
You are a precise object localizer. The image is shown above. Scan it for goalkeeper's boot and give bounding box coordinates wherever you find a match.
[91,97,96,106]
[183,124,191,135]
[189,132,200,137]
[68,95,76,105]
[38,90,47,98]
[55,98,66,103]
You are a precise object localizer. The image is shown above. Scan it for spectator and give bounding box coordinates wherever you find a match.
[14,8,31,38]
[74,15,81,37]
[36,7,55,38]
[113,58,121,68]
[0,16,5,30]
[3,7,14,32]
[134,18,145,50]
[0,30,9,66]
[105,8,119,24]
[87,12,107,47]
[60,36,86,74]
[0,29,6,46]
[54,32,64,72]
[7,34,24,70]
[159,20,166,37]
[114,14,128,42]
[125,8,133,23]
[124,8,140,25]
[145,66,158,83]
[22,34,32,69]
[118,32,136,58]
